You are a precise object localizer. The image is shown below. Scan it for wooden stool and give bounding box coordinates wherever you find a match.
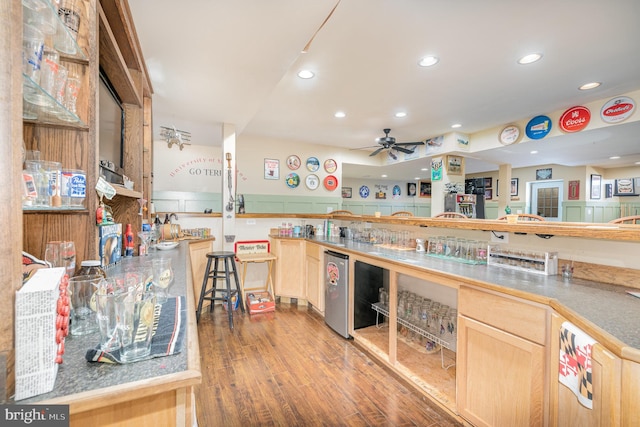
[196,251,245,328]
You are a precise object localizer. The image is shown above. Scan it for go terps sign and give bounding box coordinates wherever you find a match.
[559,106,591,133]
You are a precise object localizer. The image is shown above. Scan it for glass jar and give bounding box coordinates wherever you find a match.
[75,260,106,278]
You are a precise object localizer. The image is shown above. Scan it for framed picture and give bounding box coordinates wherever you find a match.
[484,177,492,188]
[511,178,519,196]
[407,182,417,197]
[568,180,580,200]
[613,178,635,196]
[605,183,613,198]
[536,168,552,180]
[484,188,493,200]
[446,155,463,175]
[264,158,279,180]
[375,191,386,200]
[419,181,431,198]
[341,187,352,198]
[590,174,601,199]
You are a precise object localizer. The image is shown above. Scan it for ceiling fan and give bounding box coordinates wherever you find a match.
[160,125,191,150]
[364,129,424,159]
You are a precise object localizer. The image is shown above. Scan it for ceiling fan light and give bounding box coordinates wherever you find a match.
[418,56,439,67]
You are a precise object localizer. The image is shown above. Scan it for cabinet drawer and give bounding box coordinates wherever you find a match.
[459,285,547,345]
[306,242,321,259]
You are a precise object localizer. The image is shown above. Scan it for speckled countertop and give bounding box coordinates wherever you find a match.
[307,237,640,358]
[20,242,193,404]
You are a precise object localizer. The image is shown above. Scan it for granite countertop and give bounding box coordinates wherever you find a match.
[20,242,193,404]
[305,237,640,356]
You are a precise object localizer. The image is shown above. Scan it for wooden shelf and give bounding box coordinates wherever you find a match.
[111,184,143,199]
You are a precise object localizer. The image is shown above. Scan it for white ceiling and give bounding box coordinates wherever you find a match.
[128,0,640,181]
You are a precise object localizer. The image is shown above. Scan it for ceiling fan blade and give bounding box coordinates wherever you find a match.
[393,146,416,154]
[370,147,385,157]
[350,144,380,151]
[394,141,424,146]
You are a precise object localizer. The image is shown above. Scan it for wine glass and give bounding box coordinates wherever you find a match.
[138,231,153,255]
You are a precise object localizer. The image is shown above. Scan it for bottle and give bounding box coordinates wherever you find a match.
[505,205,511,215]
[124,223,134,257]
[164,213,170,224]
[154,214,162,227]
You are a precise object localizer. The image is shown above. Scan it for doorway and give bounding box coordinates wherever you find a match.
[529,180,563,221]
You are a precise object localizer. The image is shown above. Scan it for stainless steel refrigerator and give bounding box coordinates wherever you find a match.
[324,250,349,338]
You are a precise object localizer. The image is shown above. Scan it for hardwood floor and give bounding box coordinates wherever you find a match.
[195,303,462,426]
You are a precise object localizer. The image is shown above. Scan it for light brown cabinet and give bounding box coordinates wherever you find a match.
[549,312,622,427]
[272,238,306,300]
[457,285,548,426]
[305,241,323,313]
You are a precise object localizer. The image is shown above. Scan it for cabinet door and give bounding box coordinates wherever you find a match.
[457,315,545,427]
[188,240,213,309]
[550,313,621,427]
[305,254,322,313]
[273,239,305,299]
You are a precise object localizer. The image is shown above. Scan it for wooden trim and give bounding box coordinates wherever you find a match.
[559,258,640,289]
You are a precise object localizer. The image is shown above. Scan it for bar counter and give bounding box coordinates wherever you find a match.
[21,242,201,427]
[301,236,640,361]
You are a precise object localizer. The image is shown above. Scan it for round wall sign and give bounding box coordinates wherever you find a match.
[525,115,552,140]
[600,96,636,124]
[305,174,319,190]
[498,124,521,145]
[323,175,338,191]
[359,185,370,198]
[324,158,337,173]
[306,157,320,172]
[559,106,591,133]
[285,173,300,189]
[286,155,300,170]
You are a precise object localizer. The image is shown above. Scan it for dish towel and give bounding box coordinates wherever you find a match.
[559,321,597,409]
[86,296,186,364]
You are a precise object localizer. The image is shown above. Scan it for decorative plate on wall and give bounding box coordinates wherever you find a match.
[306,157,320,172]
[359,185,370,198]
[324,175,338,191]
[305,174,319,190]
[286,155,300,170]
[285,173,300,188]
[324,158,337,173]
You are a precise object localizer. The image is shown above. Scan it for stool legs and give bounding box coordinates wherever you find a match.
[196,253,244,329]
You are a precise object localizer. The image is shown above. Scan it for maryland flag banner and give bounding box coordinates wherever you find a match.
[559,321,597,409]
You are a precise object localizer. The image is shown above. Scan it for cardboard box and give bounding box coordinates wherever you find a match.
[246,291,275,314]
[15,268,65,400]
[99,223,122,267]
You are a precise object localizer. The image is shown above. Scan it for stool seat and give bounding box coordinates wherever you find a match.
[196,251,245,328]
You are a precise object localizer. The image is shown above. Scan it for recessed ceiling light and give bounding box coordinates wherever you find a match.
[610,156,620,160]
[297,70,315,79]
[518,53,542,65]
[418,56,439,67]
[394,112,407,118]
[579,82,601,90]
[334,111,346,118]
[451,123,462,129]
[381,174,388,178]
[420,168,428,171]
[530,150,538,154]
[635,161,640,165]
[414,177,421,180]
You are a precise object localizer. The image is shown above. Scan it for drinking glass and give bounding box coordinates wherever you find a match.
[68,274,101,336]
[151,257,174,303]
[116,288,157,362]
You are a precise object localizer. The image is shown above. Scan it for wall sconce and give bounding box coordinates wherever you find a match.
[160,126,191,150]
